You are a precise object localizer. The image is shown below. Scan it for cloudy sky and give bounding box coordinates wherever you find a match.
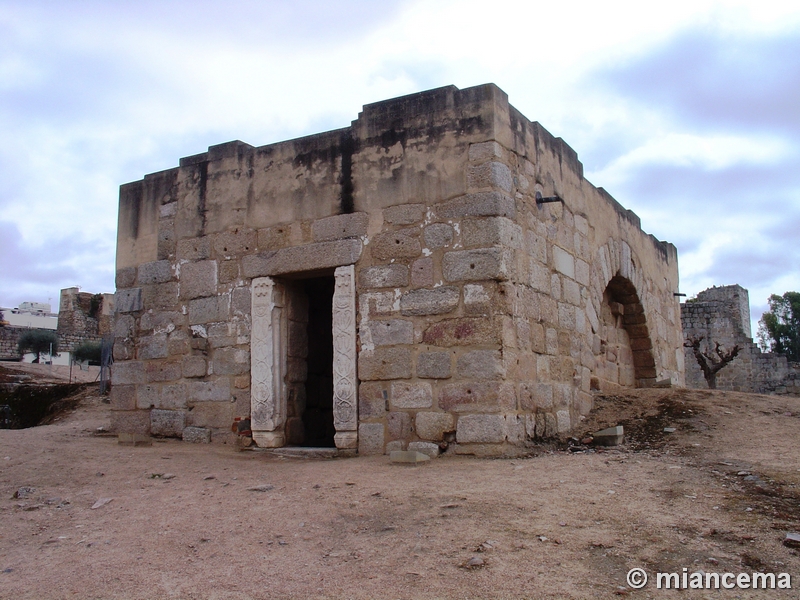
[1,0,798,335]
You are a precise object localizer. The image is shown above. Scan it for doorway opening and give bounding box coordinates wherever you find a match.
[592,275,657,391]
[285,276,336,448]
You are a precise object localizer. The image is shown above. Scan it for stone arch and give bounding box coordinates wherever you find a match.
[589,241,657,390]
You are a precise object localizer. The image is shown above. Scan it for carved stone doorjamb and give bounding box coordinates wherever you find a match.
[250,277,287,448]
[332,265,358,449]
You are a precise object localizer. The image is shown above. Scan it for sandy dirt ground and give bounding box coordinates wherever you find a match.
[2,368,800,599]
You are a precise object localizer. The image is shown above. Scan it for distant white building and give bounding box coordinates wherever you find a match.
[2,302,58,330]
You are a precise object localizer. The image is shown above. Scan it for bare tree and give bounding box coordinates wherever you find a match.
[684,336,741,389]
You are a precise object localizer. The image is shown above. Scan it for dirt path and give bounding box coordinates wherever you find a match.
[1,387,799,599]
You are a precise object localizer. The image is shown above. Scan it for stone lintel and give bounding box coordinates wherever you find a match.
[242,239,362,278]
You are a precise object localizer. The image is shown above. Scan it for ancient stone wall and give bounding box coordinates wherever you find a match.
[1,326,98,361]
[112,84,684,453]
[56,287,115,352]
[681,285,799,395]
[0,326,26,359]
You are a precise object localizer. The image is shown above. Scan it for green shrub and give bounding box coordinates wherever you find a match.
[17,329,59,363]
[73,341,102,365]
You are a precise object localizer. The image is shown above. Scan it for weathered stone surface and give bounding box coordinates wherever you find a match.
[160,383,188,409]
[556,410,571,433]
[140,311,184,333]
[439,382,515,412]
[231,286,251,316]
[110,385,136,411]
[186,401,233,429]
[415,411,454,441]
[370,228,421,260]
[135,384,160,409]
[142,282,180,310]
[212,347,250,375]
[358,422,384,455]
[116,267,137,289]
[468,141,503,163]
[358,381,388,419]
[435,191,515,219]
[144,360,181,382]
[457,414,505,443]
[113,339,134,361]
[423,223,454,249]
[115,314,136,338]
[110,410,151,435]
[334,431,358,450]
[456,350,505,379]
[462,283,493,314]
[467,162,513,193]
[241,239,362,277]
[187,379,230,402]
[182,426,212,443]
[180,260,218,299]
[116,288,142,313]
[443,249,512,282]
[358,347,412,380]
[138,260,173,285]
[188,295,230,324]
[400,287,459,316]
[519,383,554,411]
[461,217,522,249]
[386,441,406,454]
[417,351,451,379]
[553,246,575,279]
[408,441,439,457]
[390,381,432,409]
[311,212,368,242]
[409,257,432,287]
[151,409,186,437]
[384,204,425,225]
[177,236,211,261]
[359,264,408,288]
[387,411,412,440]
[257,224,293,250]
[138,334,168,360]
[365,319,414,346]
[211,229,256,258]
[218,260,239,283]
[359,291,396,317]
[112,361,145,385]
[422,317,499,347]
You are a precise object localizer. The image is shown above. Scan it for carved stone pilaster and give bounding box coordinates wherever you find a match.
[250,277,286,447]
[332,265,357,448]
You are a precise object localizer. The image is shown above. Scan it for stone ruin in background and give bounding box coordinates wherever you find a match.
[681,285,800,395]
[111,84,685,455]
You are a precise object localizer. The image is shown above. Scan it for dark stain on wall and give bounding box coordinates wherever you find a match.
[119,181,143,239]
[339,131,356,214]
[197,160,208,235]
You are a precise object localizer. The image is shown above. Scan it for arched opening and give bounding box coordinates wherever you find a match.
[591,276,657,391]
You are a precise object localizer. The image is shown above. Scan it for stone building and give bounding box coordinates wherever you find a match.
[0,289,113,362]
[681,285,799,395]
[57,287,115,353]
[111,84,684,455]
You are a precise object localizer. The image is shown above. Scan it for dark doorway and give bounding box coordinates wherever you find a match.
[299,277,335,447]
